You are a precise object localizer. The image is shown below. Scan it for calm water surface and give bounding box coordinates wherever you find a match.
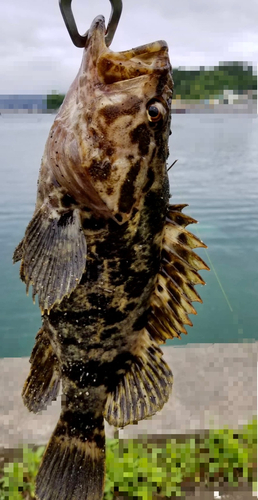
[0,113,257,357]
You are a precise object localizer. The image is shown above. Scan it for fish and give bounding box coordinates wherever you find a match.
[13,14,209,500]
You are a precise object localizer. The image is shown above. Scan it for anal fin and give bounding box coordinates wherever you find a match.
[22,328,60,413]
[104,337,173,428]
[17,204,87,312]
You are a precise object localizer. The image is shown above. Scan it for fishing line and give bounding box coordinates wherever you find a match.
[196,227,233,313]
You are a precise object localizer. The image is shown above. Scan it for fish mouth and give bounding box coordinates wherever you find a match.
[86,15,107,54]
[86,15,171,84]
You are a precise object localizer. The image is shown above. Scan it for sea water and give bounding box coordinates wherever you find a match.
[0,113,257,357]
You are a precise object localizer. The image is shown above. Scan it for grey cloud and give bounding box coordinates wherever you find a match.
[0,0,257,93]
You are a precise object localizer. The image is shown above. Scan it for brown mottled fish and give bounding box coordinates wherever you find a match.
[13,15,209,500]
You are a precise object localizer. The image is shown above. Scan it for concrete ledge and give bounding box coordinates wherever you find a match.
[0,344,257,447]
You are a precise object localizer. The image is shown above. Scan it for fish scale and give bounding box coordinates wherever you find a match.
[13,14,208,500]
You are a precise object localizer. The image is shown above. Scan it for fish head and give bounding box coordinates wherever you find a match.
[45,16,173,222]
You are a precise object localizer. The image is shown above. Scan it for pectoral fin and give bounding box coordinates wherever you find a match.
[13,239,24,263]
[18,204,87,312]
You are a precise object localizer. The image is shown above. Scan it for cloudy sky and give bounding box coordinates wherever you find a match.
[1,0,257,94]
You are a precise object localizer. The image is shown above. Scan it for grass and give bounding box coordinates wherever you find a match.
[0,417,256,499]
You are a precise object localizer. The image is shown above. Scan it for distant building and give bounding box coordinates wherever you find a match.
[0,95,48,112]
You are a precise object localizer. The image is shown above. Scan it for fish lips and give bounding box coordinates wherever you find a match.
[84,15,171,84]
[85,15,107,62]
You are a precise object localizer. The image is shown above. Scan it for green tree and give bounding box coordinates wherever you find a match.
[47,92,65,110]
[172,61,257,99]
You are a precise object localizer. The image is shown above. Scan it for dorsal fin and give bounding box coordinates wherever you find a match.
[147,204,209,344]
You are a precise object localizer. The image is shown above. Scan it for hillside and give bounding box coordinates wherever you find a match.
[172,61,256,100]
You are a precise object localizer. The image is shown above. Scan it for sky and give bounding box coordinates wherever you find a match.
[1,0,258,94]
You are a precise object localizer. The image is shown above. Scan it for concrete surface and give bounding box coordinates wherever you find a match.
[0,344,257,447]
[184,488,255,499]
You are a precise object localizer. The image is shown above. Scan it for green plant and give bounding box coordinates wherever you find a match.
[104,417,257,499]
[0,446,44,499]
[0,418,256,499]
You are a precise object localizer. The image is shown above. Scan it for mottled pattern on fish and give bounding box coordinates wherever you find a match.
[13,15,208,500]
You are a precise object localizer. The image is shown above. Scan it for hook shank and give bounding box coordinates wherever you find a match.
[59,0,122,48]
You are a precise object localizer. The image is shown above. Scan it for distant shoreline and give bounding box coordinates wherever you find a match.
[0,100,256,115]
[172,99,257,114]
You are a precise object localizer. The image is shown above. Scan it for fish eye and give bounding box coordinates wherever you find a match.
[147,101,165,123]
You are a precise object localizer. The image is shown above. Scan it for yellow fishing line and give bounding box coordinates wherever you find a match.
[196,227,233,313]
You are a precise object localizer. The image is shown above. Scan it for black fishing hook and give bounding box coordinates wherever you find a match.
[59,0,122,48]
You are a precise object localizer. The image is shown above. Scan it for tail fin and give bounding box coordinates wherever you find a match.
[36,410,105,500]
